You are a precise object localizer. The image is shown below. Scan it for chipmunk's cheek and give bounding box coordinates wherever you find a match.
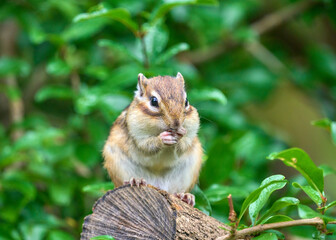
[182,118,192,131]
[182,117,199,139]
[158,118,169,131]
[146,117,164,133]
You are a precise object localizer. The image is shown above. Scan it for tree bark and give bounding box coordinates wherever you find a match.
[81,185,232,240]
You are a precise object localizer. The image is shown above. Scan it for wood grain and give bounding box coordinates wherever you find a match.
[81,185,231,240]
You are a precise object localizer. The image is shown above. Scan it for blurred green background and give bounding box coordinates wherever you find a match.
[0,0,336,239]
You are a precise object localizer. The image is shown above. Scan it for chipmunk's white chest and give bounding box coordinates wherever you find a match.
[121,148,196,193]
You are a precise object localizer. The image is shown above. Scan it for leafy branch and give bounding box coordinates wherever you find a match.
[213,148,336,239]
[73,0,218,69]
[217,217,336,240]
[178,0,319,65]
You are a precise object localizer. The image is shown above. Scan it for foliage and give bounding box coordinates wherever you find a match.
[0,0,336,239]
[90,235,115,240]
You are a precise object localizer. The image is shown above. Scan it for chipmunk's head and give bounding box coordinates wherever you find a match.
[134,73,195,132]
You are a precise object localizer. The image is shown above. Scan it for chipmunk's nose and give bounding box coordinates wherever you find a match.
[173,119,179,128]
[168,119,180,131]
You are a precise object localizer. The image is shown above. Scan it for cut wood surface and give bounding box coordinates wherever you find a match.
[81,184,232,240]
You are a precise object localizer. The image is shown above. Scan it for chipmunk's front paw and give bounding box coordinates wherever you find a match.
[175,127,187,141]
[124,178,147,187]
[160,131,178,145]
[176,127,186,137]
[174,193,195,207]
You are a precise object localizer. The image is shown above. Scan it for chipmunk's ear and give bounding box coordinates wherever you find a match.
[176,72,185,87]
[176,72,183,80]
[136,73,148,98]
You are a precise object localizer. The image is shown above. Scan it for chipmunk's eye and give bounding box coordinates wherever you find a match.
[185,98,189,107]
[150,96,159,107]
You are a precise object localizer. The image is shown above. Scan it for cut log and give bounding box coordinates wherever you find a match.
[81,184,232,240]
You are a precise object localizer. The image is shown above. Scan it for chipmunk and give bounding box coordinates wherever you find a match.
[103,73,203,206]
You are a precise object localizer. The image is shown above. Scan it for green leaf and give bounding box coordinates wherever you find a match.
[268,148,324,193]
[27,21,47,44]
[200,138,234,186]
[142,21,169,63]
[292,182,322,206]
[298,204,334,222]
[98,39,141,63]
[309,47,336,79]
[47,230,74,240]
[75,143,100,167]
[238,175,287,223]
[331,121,336,144]
[35,86,73,102]
[74,8,138,35]
[204,184,248,203]
[312,230,327,240]
[253,232,278,240]
[311,119,336,144]
[0,57,31,77]
[257,197,299,224]
[76,87,130,117]
[188,88,227,105]
[197,0,218,4]
[99,94,131,113]
[63,18,107,42]
[1,176,36,202]
[82,182,114,196]
[221,2,251,30]
[0,175,36,222]
[75,89,100,115]
[4,86,21,101]
[298,204,320,219]
[249,175,287,225]
[233,27,258,43]
[264,230,285,240]
[14,128,65,150]
[85,63,141,89]
[150,0,218,25]
[90,235,115,240]
[261,215,294,224]
[46,58,71,76]
[191,185,212,215]
[319,164,336,177]
[324,200,336,211]
[19,223,48,240]
[49,184,73,206]
[311,118,331,128]
[155,43,189,65]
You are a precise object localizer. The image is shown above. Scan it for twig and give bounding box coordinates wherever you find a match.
[4,77,24,140]
[227,194,238,239]
[228,194,237,223]
[177,36,235,65]
[320,195,328,215]
[70,70,80,92]
[0,20,24,141]
[178,0,318,65]
[216,218,336,240]
[251,0,316,35]
[244,41,290,76]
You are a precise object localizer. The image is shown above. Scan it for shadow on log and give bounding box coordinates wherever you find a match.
[81,184,232,240]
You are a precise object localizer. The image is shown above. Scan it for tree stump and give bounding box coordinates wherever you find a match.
[81,184,232,240]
